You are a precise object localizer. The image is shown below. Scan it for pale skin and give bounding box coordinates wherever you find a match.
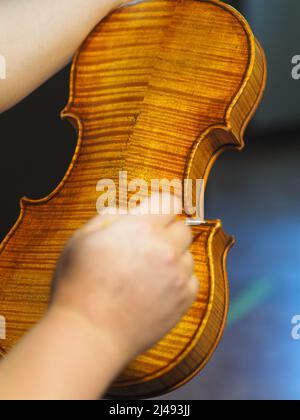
[0,0,199,400]
[0,0,132,113]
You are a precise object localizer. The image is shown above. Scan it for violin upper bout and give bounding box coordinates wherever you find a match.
[185,39,267,185]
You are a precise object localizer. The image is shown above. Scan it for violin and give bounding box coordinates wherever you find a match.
[0,0,266,398]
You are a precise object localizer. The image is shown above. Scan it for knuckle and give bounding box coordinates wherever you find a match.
[147,232,176,262]
[188,276,200,299]
[144,235,164,260]
[177,276,199,308]
[174,272,188,290]
[161,242,177,263]
[184,252,195,271]
[134,218,155,236]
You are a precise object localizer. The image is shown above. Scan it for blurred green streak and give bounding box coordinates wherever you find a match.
[228,279,273,326]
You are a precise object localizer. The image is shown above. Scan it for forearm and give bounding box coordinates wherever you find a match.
[0,306,128,400]
[0,0,128,113]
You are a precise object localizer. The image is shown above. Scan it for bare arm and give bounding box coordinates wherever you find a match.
[0,0,131,113]
[0,307,129,400]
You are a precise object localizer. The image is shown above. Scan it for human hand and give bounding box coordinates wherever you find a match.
[51,193,199,364]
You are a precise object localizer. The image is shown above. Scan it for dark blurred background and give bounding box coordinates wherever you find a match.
[1,0,300,400]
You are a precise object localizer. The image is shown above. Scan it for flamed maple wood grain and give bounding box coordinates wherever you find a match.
[0,0,266,398]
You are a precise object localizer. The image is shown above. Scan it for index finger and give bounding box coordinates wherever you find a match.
[131,193,183,228]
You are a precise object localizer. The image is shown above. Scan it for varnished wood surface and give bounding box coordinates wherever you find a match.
[0,0,266,398]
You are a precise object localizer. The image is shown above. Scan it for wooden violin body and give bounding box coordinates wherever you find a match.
[0,0,266,398]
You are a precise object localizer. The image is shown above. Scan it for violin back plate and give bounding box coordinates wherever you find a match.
[0,0,266,398]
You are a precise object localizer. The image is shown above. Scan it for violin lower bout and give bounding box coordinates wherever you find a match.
[107,221,233,399]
